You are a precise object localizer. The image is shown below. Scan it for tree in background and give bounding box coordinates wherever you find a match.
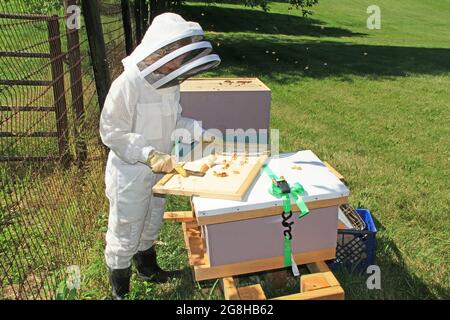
[4,0,319,28]
[147,0,319,25]
[3,0,63,14]
[238,0,319,16]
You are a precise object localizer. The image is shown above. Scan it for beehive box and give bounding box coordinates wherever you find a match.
[191,150,350,275]
[180,78,271,135]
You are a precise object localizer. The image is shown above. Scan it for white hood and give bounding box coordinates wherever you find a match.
[122,13,203,68]
[121,13,220,89]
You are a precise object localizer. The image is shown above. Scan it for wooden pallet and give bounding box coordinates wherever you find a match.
[221,261,344,300]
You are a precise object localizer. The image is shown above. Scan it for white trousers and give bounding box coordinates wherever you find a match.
[104,152,165,269]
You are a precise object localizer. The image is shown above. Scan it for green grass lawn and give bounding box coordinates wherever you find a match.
[81,0,448,299]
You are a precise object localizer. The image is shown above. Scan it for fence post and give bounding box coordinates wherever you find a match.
[64,0,87,167]
[121,0,134,55]
[81,0,111,112]
[133,0,142,44]
[47,16,70,167]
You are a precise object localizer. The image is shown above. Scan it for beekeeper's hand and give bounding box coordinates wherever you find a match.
[146,151,176,173]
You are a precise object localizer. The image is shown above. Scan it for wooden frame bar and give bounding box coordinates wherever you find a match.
[196,196,348,226]
[324,161,346,183]
[163,211,195,223]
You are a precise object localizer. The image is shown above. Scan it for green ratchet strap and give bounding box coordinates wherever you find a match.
[284,236,292,267]
[262,164,309,218]
[262,164,309,268]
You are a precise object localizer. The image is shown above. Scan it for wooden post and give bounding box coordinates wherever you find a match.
[140,0,148,32]
[133,0,142,44]
[121,0,134,55]
[81,0,111,112]
[64,0,87,167]
[47,16,70,167]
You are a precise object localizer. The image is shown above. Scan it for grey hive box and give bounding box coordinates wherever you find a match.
[180,78,271,135]
[192,150,350,273]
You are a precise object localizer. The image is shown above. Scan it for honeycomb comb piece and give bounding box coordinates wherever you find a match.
[174,164,188,178]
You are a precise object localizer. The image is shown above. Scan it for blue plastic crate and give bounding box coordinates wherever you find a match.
[331,208,377,273]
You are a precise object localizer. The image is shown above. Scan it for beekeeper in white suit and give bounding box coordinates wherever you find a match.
[99,12,220,300]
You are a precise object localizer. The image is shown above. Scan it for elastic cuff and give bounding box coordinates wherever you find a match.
[138,240,156,252]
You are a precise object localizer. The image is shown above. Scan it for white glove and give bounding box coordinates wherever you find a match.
[146,151,176,173]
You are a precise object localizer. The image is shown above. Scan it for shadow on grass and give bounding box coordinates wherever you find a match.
[178,4,366,38]
[334,216,449,299]
[205,36,450,82]
[129,266,222,300]
[175,5,450,82]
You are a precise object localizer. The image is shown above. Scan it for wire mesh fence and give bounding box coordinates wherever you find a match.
[0,0,136,299]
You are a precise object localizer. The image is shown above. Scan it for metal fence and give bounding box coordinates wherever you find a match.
[0,0,138,299]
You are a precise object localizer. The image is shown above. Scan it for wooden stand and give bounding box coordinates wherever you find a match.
[180,220,344,300]
[221,261,344,300]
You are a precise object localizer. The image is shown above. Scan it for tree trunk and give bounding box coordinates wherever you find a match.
[150,0,174,24]
[149,0,157,24]
[140,0,149,31]
[133,0,142,44]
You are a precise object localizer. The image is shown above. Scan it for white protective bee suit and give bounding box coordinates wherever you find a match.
[100,13,220,269]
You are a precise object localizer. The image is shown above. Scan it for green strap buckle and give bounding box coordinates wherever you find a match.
[263,164,309,217]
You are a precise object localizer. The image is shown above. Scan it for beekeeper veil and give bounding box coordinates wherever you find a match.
[122,13,220,89]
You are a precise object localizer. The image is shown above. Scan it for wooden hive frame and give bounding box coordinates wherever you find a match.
[153,154,269,201]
